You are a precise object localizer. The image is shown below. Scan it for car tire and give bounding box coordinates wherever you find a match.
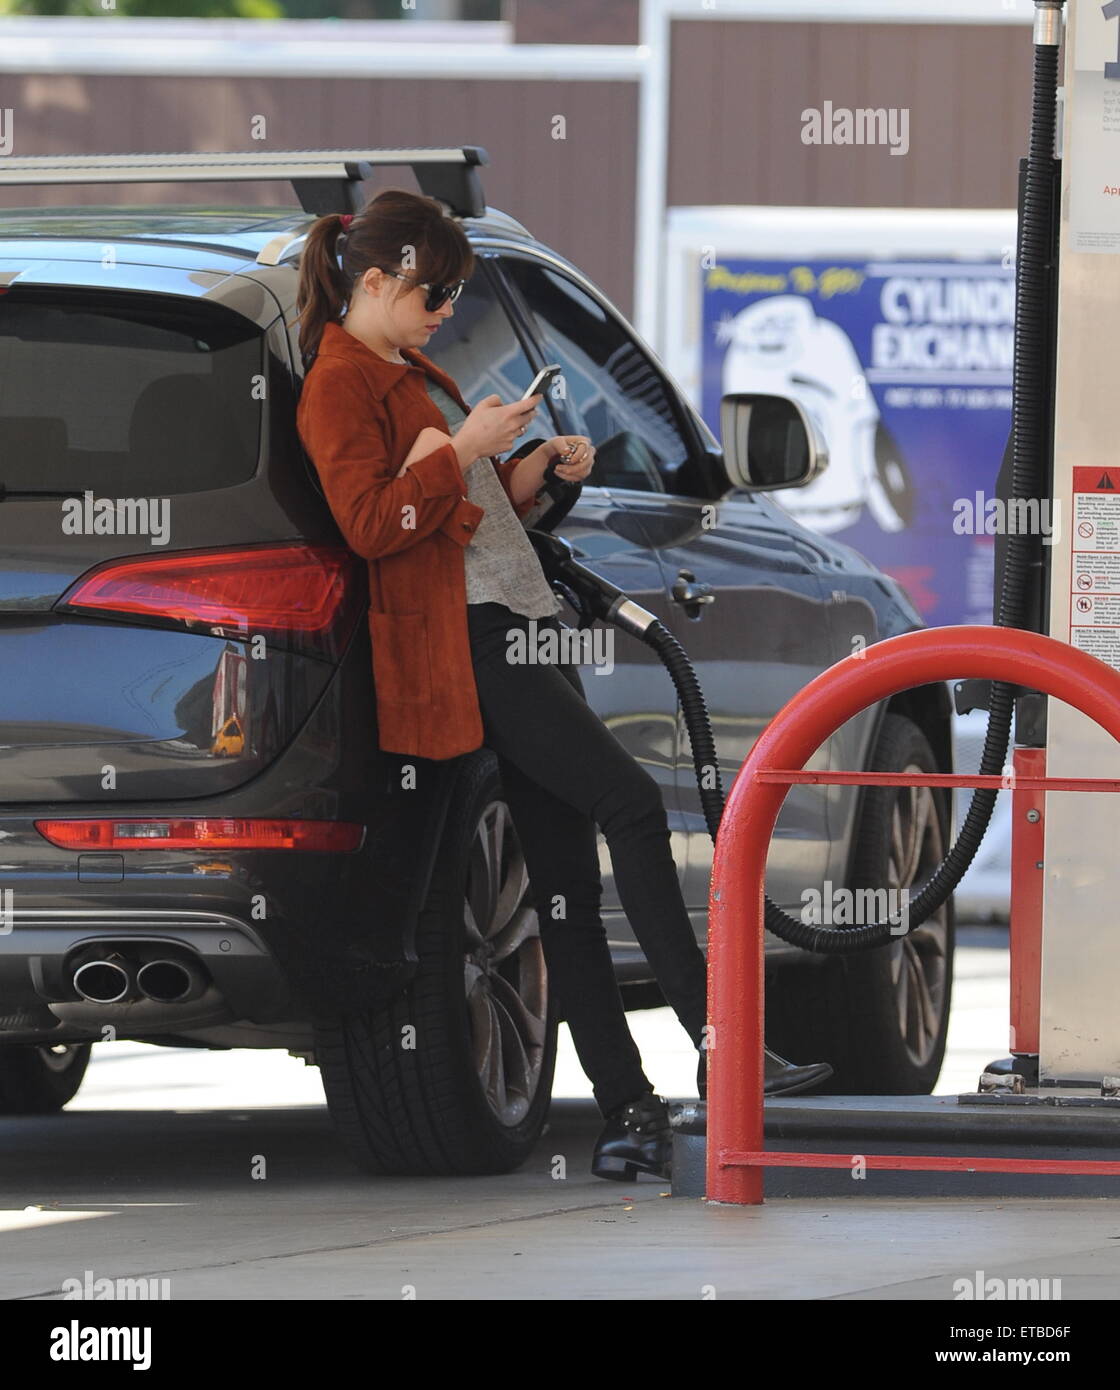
[0,1043,92,1114]
[766,713,954,1094]
[314,751,558,1175]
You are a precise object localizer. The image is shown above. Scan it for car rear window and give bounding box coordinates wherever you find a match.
[0,291,263,496]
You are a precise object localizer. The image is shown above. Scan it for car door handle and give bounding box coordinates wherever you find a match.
[671,569,716,616]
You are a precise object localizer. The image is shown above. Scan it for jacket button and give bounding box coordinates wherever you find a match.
[462,520,473,529]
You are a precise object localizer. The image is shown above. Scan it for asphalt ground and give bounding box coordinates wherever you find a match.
[2,925,1110,1316]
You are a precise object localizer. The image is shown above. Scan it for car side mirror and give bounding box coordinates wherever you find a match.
[720,392,829,492]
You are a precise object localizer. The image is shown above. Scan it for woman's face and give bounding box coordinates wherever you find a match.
[356,263,459,350]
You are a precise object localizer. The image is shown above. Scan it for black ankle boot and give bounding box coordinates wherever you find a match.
[591,1091,673,1182]
[697,1047,833,1099]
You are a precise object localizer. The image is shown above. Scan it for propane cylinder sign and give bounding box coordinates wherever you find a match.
[700,255,1014,628]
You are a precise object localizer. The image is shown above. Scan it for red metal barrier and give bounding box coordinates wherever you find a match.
[1009,746,1045,1057]
[706,625,1120,1205]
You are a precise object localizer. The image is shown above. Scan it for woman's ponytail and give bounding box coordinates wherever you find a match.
[295,211,353,367]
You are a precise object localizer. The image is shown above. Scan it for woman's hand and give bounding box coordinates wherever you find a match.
[546,435,596,484]
[459,393,543,461]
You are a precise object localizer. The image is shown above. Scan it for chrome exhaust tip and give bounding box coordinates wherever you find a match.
[136,957,204,1004]
[72,957,133,1005]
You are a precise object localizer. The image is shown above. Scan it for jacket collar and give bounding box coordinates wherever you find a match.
[313,319,468,410]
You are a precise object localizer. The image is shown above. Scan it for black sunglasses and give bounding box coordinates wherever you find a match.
[378,268,466,313]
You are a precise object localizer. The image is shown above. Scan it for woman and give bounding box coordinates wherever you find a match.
[294,188,831,1182]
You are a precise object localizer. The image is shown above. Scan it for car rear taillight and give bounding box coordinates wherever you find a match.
[56,544,360,655]
[34,818,364,852]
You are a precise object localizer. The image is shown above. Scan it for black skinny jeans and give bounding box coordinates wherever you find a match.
[466,600,709,1118]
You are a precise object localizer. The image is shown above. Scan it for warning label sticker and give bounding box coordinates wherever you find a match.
[1070,466,1120,669]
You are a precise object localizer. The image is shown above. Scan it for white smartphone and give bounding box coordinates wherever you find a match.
[520,364,563,401]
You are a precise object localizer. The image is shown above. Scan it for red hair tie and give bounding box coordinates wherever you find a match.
[339,214,354,230]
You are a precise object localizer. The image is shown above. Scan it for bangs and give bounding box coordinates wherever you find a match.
[415,226,475,287]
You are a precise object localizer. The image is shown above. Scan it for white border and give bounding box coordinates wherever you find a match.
[0,18,645,79]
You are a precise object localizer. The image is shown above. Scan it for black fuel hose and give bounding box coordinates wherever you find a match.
[529,531,1002,956]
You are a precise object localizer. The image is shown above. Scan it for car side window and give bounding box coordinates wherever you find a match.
[421,261,555,441]
[499,255,690,494]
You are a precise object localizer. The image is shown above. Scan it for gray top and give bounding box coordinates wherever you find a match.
[424,378,560,618]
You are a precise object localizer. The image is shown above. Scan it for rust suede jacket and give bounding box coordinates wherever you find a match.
[296,318,542,761]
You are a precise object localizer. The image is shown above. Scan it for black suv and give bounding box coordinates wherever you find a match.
[0,148,953,1175]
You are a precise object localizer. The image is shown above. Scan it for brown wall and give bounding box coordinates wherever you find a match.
[512,0,638,44]
[667,21,1039,210]
[2,19,1040,323]
[1,72,641,322]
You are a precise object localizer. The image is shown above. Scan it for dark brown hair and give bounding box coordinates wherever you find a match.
[295,187,475,366]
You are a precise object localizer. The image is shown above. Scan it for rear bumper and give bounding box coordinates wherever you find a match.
[0,798,430,1034]
[0,908,290,1043]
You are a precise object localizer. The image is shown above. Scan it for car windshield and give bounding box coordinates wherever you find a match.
[0,291,263,496]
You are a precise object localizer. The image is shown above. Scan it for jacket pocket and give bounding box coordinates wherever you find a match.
[368,610,433,706]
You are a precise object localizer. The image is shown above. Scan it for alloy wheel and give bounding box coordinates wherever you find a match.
[886,768,950,1068]
[462,800,548,1126]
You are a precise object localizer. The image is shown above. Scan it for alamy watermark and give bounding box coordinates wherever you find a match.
[952,491,1061,545]
[801,880,910,936]
[505,619,614,675]
[61,1269,171,1300]
[953,1270,1062,1301]
[50,1322,152,1371]
[801,101,910,157]
[61,491,170,547]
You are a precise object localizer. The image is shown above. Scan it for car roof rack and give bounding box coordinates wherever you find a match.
[0,147,491,219]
